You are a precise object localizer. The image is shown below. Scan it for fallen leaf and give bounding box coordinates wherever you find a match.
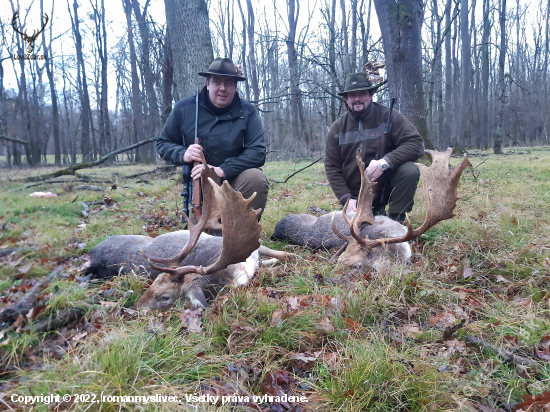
[99,301,117,308]
[401,324,421,338]
[318,317,334,332]
[270,310,283,327]
[286,297,299,311]
[344,318,360,331]
[429,312,457,328]
[504,335,519,346]
[512,391,550,412]
[462,267,474,279]
[513,297,533,308]
[288,352,318,362]
[179,307,203,333]
[496,275,512,283]
[12,314,24,329]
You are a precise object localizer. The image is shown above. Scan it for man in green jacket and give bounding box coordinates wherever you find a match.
[325,72,425,222]
[157,57,269,213]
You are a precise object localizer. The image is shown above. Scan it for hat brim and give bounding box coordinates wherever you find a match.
[198,71,247,82]
[337,85,379,97]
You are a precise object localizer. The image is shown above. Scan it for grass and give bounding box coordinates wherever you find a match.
[0,147,549,411]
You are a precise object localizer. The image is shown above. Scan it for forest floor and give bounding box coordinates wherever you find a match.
[0,147,549,411]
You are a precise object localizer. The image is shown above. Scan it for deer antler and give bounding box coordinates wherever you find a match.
[331,149,377,243]
[31,13,49,40]
[147,178,262,281]
[142,152,222,266]
[11,12,25,37]
[11,12,49,40]
[333,148,470,254]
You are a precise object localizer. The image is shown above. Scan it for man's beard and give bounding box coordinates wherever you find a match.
[349,102,366,117]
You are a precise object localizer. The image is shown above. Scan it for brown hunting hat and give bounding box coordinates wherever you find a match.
[337,72,378,96]
[198,57,246,81]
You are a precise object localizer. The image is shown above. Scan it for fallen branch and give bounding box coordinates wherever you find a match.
[269,157,324,184]
[0,134,29,145]
[31,308,86,333]
[464,335,539,368]
[0,267,63,324]
[23,136,158,182]
[118,165,177,179]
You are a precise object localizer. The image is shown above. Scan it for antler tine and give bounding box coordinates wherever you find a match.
[11,12,25,36]
[349,149,377,233]
[341,197,352,225]
[354,148,471,250]
[199,178,261,275]
[143,152,222,267]
[331,212,354,243]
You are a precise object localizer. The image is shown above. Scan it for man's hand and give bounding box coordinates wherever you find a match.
[366,159,389,181]
[346,198,357,213]
[182,144,203,163]
[191,163,226,181]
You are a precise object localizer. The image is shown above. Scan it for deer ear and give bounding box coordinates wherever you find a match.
[186,286,208,309]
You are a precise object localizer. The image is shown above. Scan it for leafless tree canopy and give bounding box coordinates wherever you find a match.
[0,0,549,167]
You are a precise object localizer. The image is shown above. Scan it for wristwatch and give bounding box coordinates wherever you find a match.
[381,163,388,171]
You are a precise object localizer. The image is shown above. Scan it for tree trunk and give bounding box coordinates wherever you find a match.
[360,0,372,66]
[286,0,306,145]
[164,0,214,100]
[456,0,471,151]
[161,30,174,124]
[494,0,506,154]
[123,0,146,161]
[350,0,358,72]
[132,0,158,160]
[236,0,251,101]
[41,0,60,166]
[373,0,433,149]
[70,0,92,162]
[481,0,490,149]
[245,0,260,102]
[340,0,349,75]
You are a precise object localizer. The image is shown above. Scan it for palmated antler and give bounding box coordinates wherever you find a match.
[142,152,221,266]
[146,178,262,282]
[332,148,471,252]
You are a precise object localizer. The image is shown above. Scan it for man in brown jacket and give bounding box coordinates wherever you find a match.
[325,72,425,222]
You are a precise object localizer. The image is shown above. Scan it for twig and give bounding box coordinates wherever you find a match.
[23,136,158,182]
[117,165,177,179]
[269,157,324,184]
[464,335,539,368]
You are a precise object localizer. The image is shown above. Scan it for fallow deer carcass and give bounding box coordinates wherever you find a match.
[86,155,290,310]
[272,148,470,268]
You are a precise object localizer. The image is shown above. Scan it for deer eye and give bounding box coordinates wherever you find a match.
[159,294,171,302]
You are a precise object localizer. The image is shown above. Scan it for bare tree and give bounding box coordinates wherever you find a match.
[163,0,213,100]
[373,0,433,149]
[494,0,506,154]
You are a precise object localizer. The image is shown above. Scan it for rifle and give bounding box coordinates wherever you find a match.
[374,97,397,207]
[191,90,202,219]
[180,90,202,223]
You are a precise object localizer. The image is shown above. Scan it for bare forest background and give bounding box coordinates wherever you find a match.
[0,0,549,168]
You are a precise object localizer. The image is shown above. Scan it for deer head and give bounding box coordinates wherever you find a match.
[12,11,49,54]
[332,148,471,268]
[140,152,262,283]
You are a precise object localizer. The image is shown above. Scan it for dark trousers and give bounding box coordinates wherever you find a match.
[227,168,270,214]
[190,168,269,225]
[372,161,420,218]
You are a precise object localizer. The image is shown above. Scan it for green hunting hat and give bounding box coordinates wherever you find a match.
[198,57,246,81]
[337,72,378,96]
